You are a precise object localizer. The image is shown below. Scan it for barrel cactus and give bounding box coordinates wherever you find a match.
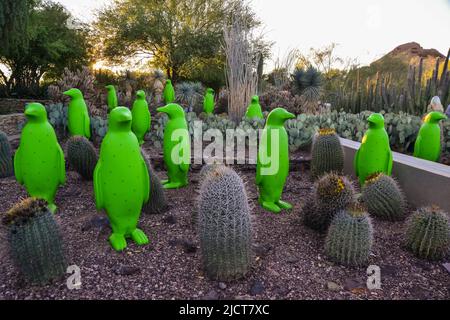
[2,198,67,285]
[325,204,373,266]
[405,206,450,261]
[0,130,14,178]
[361,172,406,221]
[302,173,356,232]
[199,163,222,181]
[198,166,252,281]
[142,151,167,214]
[66,135,98,180]
[311,128,344,179]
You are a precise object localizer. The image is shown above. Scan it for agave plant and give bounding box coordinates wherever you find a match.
[292,66,323,100]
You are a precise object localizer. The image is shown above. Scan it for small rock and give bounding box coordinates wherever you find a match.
[202,289,219,300]
[249,279,265,296]
[344,278,365,291]
[113,265,140,276]
[218,282,227,290]
[442,263,450,274]
[327,281,341,292]
[182,240,197,253]
[234,295,252,300]
[81,216,110,232]
[253,243,272,257]
[286,255,299,264]
[381,264,397,277]
[163,215,177,225]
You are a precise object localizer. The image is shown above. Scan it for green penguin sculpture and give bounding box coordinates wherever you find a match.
[203,88,215,114]
[14,103,66,213]
[63,88,91,139]
[414,111,447,162]
[105,85,118,112]
[354,113,393,186]
[256,107,295,213]
[163,80,175,104]
[245,95,264,119]
[93,107,150,251]
[131,90,151,145]
[157,103,190,189]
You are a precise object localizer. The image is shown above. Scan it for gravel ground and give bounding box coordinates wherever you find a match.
[0,145,449,300]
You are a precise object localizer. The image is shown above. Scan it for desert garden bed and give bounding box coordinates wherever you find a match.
[0,144,448,300]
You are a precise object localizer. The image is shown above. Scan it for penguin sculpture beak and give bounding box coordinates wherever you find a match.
[283,111,295,120]
[63,89,73,97]
[24,104,40,117]
[116,109,132,123]
[157,106,169,114]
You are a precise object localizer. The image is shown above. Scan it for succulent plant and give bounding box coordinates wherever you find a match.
[2,198,67,285]
[91,116,108,140]
[302,173,356,232]
[325,204,373,266]
[141,150,167,215]
[0,130,14,178]
[405,206,450,261]
[198,166,252,281]
[45,103,68,133]
[360,172,406,221]
[311,128,345,179]
[66,136,98,180]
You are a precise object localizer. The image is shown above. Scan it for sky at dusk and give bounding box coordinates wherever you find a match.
[55,0,450,70]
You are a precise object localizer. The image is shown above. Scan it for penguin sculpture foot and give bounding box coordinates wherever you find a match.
[109,233,127,252]
[277,200,292,210]
[161,179,169,185]
[163,182,187,189]
[260,200,281,213]
[131,228,149,246]
[47,203,57,214]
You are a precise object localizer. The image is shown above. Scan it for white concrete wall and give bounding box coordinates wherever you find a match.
[340,138,450,212]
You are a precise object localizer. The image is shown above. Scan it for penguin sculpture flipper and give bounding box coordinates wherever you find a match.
[413,135,422,158]
[93,161,104,210]
[56,144,66,185]
[14,147,23,184]
[84,115,91,139]
[354,148,360,178]
[387,149,393,176]
[141,157,150,204]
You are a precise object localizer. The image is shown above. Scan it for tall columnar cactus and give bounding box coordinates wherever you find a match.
[405,206,450,261]
[66,135,98,180]
[325,204,373,266]
[198,166,252,281]
[0,130,14,178]
[142,151,167,214]
[302,173,356,232]
[2,198,67,285]
[360,172,406,221]
[311,128,344,179]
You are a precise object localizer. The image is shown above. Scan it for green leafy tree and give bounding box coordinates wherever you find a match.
[0,1,91,97]
[94,0,260,82]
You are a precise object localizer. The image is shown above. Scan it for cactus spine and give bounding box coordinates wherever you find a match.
[325,204,373,266]
[0,130,14,178]
[405,206,450,261]
[302,173,356,232]
[360,172,406,221]
[311,128,344,179]
[2,198,67,285]
[66,135,98,180]
[198,166,252,281]
[142,151,167,214]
